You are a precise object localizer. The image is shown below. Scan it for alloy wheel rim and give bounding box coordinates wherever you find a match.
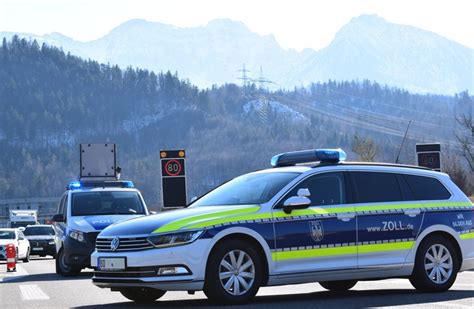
[424,244,453,284]
[219,249,255,296]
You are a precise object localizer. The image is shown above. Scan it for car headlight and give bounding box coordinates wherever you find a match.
[48,240,55,245]
[147,230,204,248]
[68,230,85,243]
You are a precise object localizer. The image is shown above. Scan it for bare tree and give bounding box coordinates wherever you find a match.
[455,92,473,172]
[352,134,378,162]
[456,113,473,172]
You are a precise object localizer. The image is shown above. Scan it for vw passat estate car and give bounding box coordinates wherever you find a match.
[91,149,474,304]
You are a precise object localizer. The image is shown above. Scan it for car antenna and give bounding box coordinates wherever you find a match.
[395,120,412,164]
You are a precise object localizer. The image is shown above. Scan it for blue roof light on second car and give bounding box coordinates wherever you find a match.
[271,148,347,167]
[67,181,82,190]
[122,181,135,188]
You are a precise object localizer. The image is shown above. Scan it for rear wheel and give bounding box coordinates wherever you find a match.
[319,280,357,291]
[204,239,263,304]
[55,248,81,276]
[409,235,459,292]
[119,287,166,302]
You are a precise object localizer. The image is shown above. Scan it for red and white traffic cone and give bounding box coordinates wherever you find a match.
[6,243,16,272]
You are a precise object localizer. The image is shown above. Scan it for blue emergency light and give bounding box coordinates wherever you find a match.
[271,148,347,167]
[66,180,135,190]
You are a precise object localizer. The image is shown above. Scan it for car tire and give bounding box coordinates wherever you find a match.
[319,280,357,291]
[55,248,81,276]
[409,235,459,292]
[119,287,166,302]
[203,239,263,305]
[22,248,30,263]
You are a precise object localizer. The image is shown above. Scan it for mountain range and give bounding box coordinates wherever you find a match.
[1,14,473,94]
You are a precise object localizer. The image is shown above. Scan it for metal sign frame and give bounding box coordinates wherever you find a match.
[159,150,187,209]
[80,143,117,179]
[415,143,441,171]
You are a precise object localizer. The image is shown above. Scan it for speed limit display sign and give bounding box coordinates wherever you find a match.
[160,150,187,208]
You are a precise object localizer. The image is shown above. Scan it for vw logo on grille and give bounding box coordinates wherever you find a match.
[110,237,120,251]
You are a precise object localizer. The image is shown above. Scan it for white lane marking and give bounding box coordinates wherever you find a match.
[18,284,50,300]
[429,301,474,309]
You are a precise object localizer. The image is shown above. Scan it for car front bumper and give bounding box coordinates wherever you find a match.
[90,238,212,291]
[29,243,56,256]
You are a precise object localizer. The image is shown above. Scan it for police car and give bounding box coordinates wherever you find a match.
[53,180,149,276]
[91,149,474,304]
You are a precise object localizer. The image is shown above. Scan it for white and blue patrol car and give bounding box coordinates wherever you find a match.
[53,180,149,276]
[91,149,474,304]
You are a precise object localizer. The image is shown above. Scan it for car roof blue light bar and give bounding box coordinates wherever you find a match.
[271,148,347,167]
[66,180,135,190]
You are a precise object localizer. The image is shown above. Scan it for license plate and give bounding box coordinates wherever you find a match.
[99,257,126,271]
[32,247,43,251]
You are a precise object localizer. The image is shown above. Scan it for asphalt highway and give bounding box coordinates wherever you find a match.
[1,257,473,308]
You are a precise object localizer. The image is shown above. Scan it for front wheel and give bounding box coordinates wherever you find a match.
[55,249,81,276]
[409,235,459,292]
[319,280,357,291]
[204,239,263,305]
[119,287,166,302]
[22,248,30,263]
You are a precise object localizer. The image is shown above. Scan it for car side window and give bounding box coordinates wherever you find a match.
[403,174,451,200]
[351,172,403,203]
[285,172,346,206]
[58,195,65,214]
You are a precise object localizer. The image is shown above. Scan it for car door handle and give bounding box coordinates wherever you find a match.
[404,209,421,217]
[337,213,355,222]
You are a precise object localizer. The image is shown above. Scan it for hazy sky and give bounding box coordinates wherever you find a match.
[0,0,473,51]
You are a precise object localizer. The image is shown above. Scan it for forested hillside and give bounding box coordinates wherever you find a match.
[0,36,471,205]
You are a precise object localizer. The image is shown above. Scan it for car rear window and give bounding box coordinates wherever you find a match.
[403,174,451,200]
[352,172,403,203]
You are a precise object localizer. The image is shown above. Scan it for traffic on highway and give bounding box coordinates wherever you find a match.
[1,145,473,307]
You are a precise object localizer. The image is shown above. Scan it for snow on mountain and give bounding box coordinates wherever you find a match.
[2,15,472,94]
[286,14,474,94]
[244,99,311,125]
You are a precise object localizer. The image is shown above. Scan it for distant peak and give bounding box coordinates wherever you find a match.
[205,19,249,31]
[120,18,150,26]
[349,14,387,24]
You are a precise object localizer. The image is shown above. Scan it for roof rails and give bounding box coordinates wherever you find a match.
[66,180,135,190]
[311,161,432,171]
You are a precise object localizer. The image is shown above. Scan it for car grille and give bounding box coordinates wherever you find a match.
[30,240,49,247]
[94,266,159,278]
[95,236,154,252]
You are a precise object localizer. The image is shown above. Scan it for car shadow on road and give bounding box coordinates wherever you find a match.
[73,288,474,309]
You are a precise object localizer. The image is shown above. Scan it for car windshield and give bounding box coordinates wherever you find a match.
[0,230,15,239]
[191,172,299,207]
[24,226,55,236]
[71,191,145,216]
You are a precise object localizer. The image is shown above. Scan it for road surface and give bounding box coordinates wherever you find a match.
[1,257,473,308]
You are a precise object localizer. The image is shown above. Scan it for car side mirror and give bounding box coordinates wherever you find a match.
[52,214,65,223]
[282,188,311,214]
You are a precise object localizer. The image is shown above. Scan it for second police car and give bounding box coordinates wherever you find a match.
[91,149,474,304]
[53,180,149,276]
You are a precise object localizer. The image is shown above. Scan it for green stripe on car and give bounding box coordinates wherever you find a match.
[272,241,414,261]
[153,202,473,233]
[153,206,261,233]
[460,232,474,240]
